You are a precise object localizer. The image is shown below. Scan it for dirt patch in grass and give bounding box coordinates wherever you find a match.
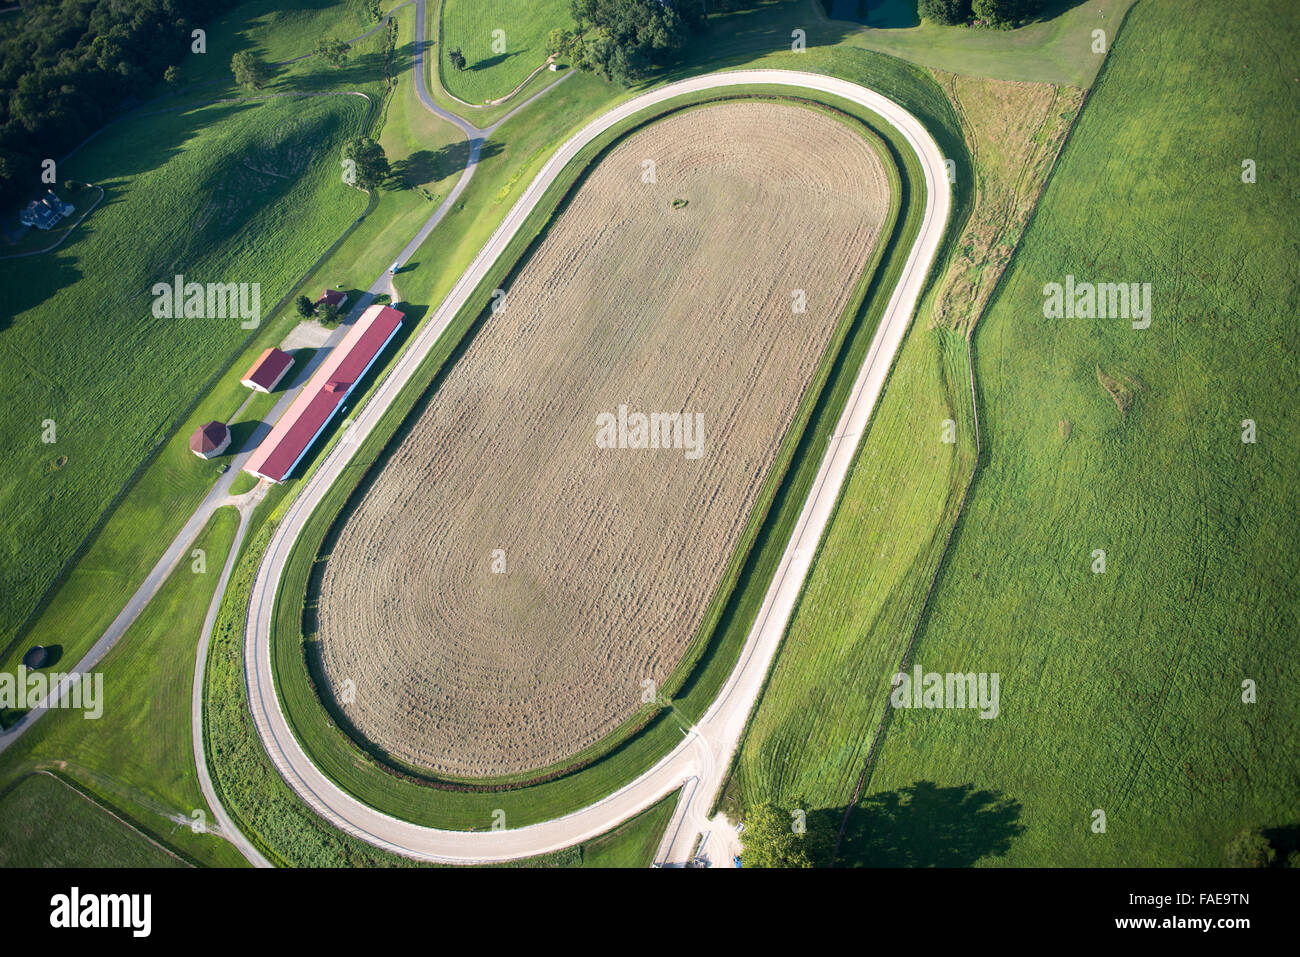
[930,72,1084,336]
[315,101,891,777]
[1096,366,1142,419]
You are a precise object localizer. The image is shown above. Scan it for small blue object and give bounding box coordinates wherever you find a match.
[733,855,742,868]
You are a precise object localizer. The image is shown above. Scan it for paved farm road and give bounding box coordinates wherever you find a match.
[242,69,952,865]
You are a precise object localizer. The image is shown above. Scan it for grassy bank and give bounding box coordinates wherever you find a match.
[0,511,247,868]
[439,0,573,104]
[0,773,190,867]
[727,67,1084,833]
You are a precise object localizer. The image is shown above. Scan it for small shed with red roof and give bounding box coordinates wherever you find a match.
[315,288,349,311]
[241,347,295,393]
[190,421,231,459]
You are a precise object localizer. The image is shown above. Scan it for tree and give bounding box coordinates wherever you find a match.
[566,0,693,86]
[546,27,575,58]
[295,295,315,318]
[317,302,341,328]
[1225,828,1276,868]
[164,64,181,87]
[448,47,466,71]
[971,0,1041,27]
[918,0,972,25]
[0,0,258,213]
[231,51,274,90]
[364,0,383,22]
[342,137,391,190]
[315,37,350,68]
[739,802,818,868]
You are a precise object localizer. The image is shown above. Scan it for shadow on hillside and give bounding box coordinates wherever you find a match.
[4,97,367,325]
[824,0,919,28]
[816,0,1090,30]
[651,2,857,93]
[1261,825,1300,864]
[391,139,502,189]
[0,99,258,325]
[1023,0,1092,26]
[819,780,1025,867]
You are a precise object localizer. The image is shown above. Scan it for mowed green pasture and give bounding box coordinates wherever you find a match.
[0,93,368,668]
[0,510,247,868]
[580,794,677,868]
[854,0,1300,867]
[439,0,573,103]
[733,321,977,816]
[182,0,384,84]
[827,0,1138,87]
[637,0,1137,91]
[0,773,188,867]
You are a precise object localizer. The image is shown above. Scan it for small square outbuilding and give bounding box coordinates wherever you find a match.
[241,347,295,393]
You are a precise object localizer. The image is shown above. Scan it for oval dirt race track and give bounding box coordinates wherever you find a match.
[315,100,891,778]
[243,69,952,864]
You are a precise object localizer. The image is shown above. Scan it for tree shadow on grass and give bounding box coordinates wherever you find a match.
[822,780,1026,867]
[390,139,503,190]
[469,51,521,73]
[1024,0,1093,25]
[824,0,919,28]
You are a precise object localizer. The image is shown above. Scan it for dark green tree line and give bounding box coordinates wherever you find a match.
[0,0,243,212]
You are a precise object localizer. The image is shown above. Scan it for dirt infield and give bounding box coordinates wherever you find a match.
[314,100,891,777]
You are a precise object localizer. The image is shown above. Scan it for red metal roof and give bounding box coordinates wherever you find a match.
[241,347,295,391]
[243,305,403,483]
[190,421,229,454]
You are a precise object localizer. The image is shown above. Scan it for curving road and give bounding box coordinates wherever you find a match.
[242,69,952,865]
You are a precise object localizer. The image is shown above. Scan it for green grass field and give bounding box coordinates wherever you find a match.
[827,0,1138,87]
[439,0,573,104]
[0,773,189,868]
[581,794,677,868]
[182,0,387,83]
[737,0,1300,867]
[727,44,1080,835]
[0,510,247,867]
[0,92,369,669]
[4,0,1212,869]
[0,2,433,715]
[732,320,977,819]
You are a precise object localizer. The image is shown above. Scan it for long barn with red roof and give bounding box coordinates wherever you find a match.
[243,304,404,484]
